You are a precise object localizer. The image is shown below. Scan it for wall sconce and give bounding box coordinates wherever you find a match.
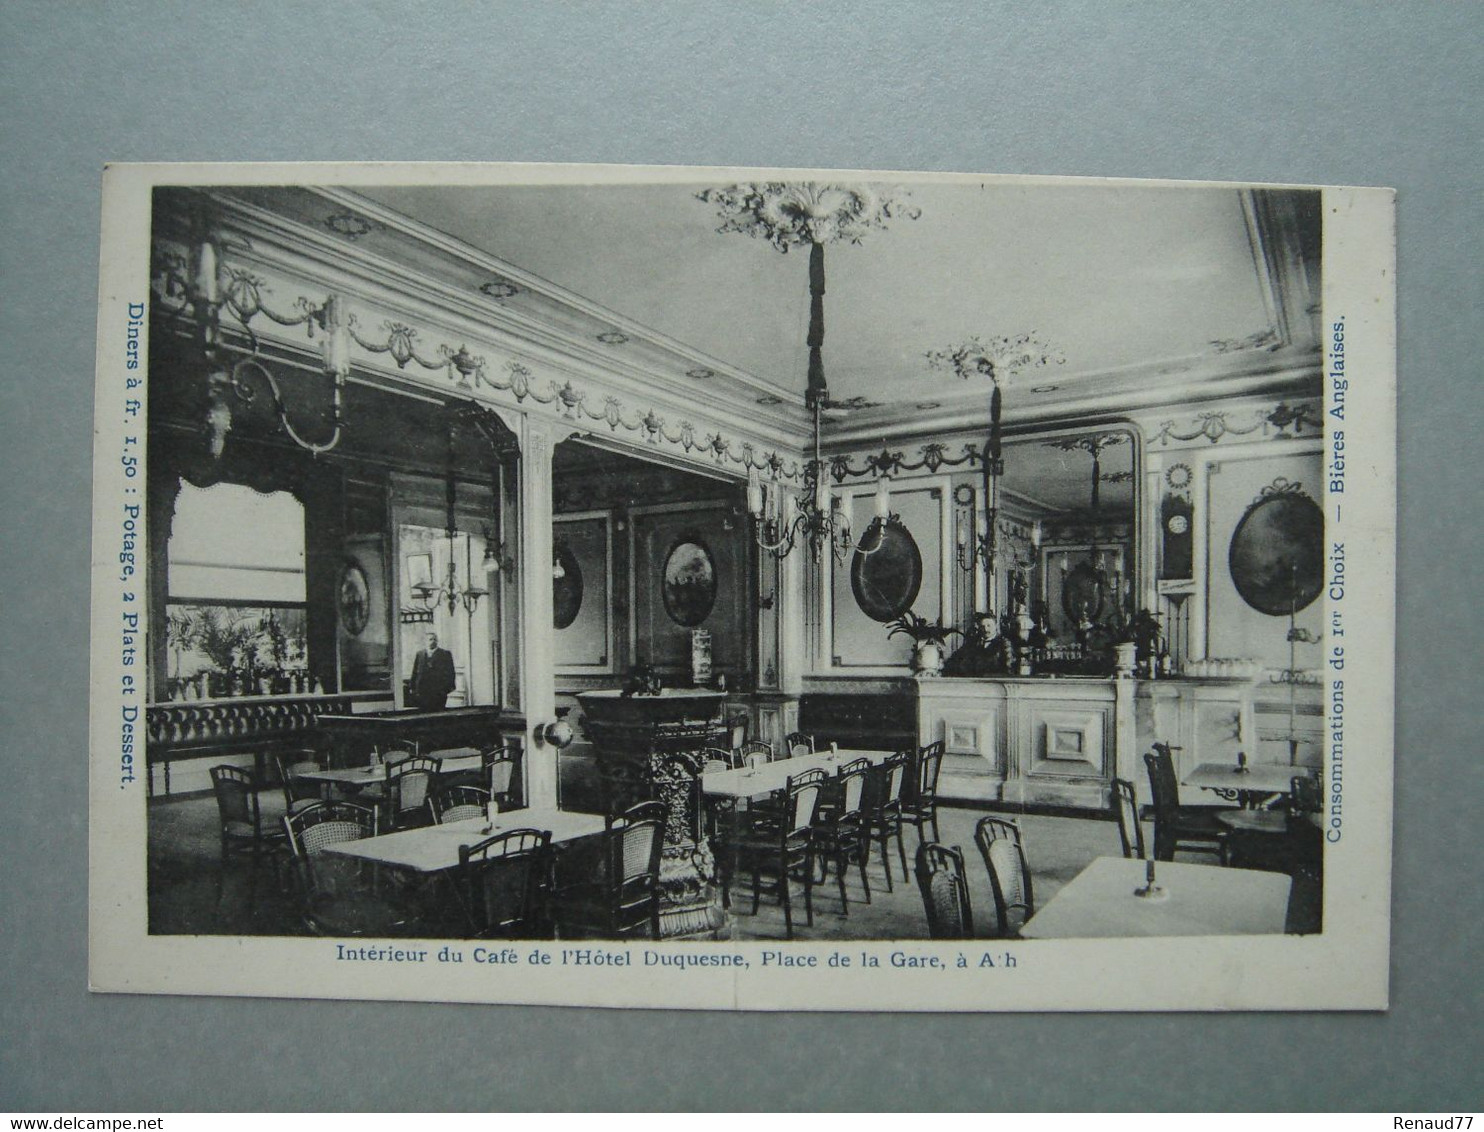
[173,217,350,459]
[481,531,515,577]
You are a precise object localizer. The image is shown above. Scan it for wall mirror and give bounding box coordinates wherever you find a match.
[995,427,1137,641]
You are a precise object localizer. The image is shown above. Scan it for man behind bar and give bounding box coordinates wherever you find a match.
[409,631,456,710]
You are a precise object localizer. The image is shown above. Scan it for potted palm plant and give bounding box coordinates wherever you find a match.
[887,611,961,677]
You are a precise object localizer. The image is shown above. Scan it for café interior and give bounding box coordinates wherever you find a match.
[144,177,1326,943]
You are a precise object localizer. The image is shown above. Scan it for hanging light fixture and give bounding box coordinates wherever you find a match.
[698,184,921,562]
[411,421,488,616]
[164,209,350,459]
[927,335,1064,614]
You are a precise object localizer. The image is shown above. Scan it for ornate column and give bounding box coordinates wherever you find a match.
[775,534,807,696]
[516,415,575,808]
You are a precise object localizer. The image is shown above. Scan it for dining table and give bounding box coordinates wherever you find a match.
[320,806,607,873]
[297,751,483,795]
[700,747,895,800]
[1018,856,1292,939]
[1184,761,1319,808]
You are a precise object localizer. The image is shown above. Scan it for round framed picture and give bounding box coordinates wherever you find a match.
[337,560,371,637]
[1228,490,1324,615]
[850,519,923,623]
[662,538,718,628]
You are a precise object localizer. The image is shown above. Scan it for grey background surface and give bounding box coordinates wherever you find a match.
[1,0,1478,1112]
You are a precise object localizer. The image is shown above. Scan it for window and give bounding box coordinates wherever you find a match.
[165,483,310,699]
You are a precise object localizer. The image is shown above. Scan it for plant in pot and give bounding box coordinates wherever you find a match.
[887,611,961,677]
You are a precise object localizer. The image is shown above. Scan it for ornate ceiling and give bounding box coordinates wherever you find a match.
[354,176,1321,429]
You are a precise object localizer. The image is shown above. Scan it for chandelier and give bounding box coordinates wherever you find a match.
[1047,432,1131,638]
[410,421,489,616]
[156,210,350,459]
[926,335,1062,610]
[698,183,919,562]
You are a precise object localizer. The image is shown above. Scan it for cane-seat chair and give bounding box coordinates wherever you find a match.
[903,740,945,845]
[383,755,442,831]
[1144,746,1230,861]
[812,758,873,913]
[282,801,408,936]
[721,768,824,939]
[915,842,975,940]
[457,828,553,938]
[549,805,665,939]
[866,751,912,891]
[783,732,814,759]
[974,816,1034,938]
[429,784,493,826]
[1111,777,1146,860]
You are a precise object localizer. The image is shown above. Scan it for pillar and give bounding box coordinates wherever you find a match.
[516,416,569,808]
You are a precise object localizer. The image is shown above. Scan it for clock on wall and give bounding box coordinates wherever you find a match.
[1160,494,1194,580]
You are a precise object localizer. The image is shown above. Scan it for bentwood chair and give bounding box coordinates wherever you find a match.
[429,784,493,825]
[738,739,775,766]
[373,741,419,767]
[812,759,873,914]
[209,764,286,909]
[482,743,521,810]
[424,745,480,791]
[275,751,325,815]
[282,801,409,936]
[549,806,665,940]
[915,842,975,940]
[783,732,814,759]
[457,828,553,938]
[384,755,443,831]
[1111,777,1146,860]
[723,768,824,939]
[902,740,945,845]
[1221,772,1325,875]
[866,751,912,891]
[1144,747,1229,862]
[974,816,1034,938]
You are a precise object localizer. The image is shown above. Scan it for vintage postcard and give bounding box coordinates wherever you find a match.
[89,163,1395,1010]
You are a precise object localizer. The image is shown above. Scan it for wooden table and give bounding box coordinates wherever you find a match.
[321,807,607,873]
[298,750,482,794]
[1185,762,1318,807]
[1019,856,1292,939]
[316,705,515,766]
[701,748,893,800]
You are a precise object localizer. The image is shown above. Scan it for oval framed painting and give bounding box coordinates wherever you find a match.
[850,520,923,623]
[337,560,370,637]
[552,542,584,629]
[1228,490,1324,615]
[662,538,717,628]
[1060,560,1106,627]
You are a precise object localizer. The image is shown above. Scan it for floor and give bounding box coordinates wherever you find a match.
[147,754,1321,941]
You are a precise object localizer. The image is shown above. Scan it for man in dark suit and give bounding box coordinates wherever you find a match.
[409,631,456,710]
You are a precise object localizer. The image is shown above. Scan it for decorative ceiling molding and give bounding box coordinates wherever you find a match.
[1239,188,1322,352]
[820,395,1322,483]
[1150,402,1321,447]
[924,334,1064,383]
[149,220,807,485]
[696,182,920,252]
[824,346,1321,447]
[184,186,810,437]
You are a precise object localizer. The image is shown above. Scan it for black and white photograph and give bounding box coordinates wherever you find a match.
[89,163,1394,1012]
